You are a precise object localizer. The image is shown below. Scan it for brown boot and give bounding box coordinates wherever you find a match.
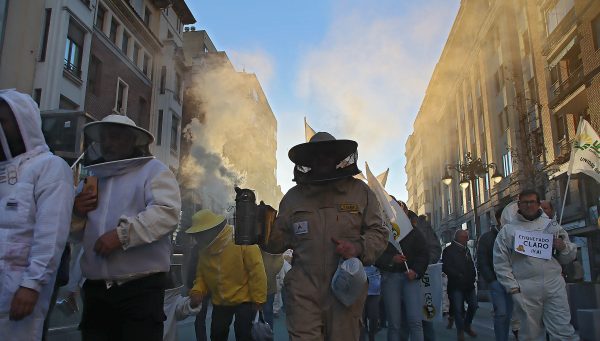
[447,316,454,329]
[465,327,477,337]
[457,330,465,341]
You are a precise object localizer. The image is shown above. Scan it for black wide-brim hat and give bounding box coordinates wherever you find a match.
[288,132,358,166]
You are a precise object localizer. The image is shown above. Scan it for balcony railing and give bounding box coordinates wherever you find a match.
[550,64,583,105]
[542,8,576,56]
[555,137,572,164]
[63,59,82,79]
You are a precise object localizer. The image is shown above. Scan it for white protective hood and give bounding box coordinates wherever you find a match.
[0,89,49,161]
[500,201,551,230]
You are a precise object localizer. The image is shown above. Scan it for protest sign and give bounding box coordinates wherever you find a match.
[513,230,553,260]
[420,263,443,321]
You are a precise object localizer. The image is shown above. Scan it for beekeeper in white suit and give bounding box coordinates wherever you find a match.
[0,89,74,340]
[494,189,578,341]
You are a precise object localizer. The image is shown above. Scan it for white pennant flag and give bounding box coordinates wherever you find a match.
[355,169,389,187]
[568,119,600,183]
[304,117,316,142]
[365,163,412,250]
[377,168,389,187]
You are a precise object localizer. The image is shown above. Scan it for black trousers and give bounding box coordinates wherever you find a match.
[210,303,255,341]
[194,296,211,341]
[80,272,167,341]
[362,295,381,341]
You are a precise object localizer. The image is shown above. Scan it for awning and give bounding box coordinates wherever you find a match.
[548,37,577,69]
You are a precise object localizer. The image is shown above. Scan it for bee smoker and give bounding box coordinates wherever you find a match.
[234,186,277,245]
[234,187,258,245]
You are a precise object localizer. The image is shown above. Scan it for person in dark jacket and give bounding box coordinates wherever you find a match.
[442,229,478,341]
[376,210,429,341]
[477,207,512,341]
[417,215,442,264]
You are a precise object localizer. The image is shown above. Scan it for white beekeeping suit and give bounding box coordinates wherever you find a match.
[493,202,578,341]
[163,286,202,341]
[0,90,74,340]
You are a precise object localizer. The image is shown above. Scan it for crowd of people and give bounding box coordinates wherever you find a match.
[0,89,583,341]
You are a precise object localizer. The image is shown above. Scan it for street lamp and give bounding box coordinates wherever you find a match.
[459,176,470,189]
[441,152,503,240]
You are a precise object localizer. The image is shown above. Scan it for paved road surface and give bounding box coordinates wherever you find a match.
[176,302,514,340]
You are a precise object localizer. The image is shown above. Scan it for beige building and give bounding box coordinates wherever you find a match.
[180,29,282,226]
[0,0,195,172]
[406,0,599,282]
[0,0,197,337]
[0,0,95,109]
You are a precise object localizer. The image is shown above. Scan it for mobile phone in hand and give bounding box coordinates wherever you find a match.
[83,176,98,203]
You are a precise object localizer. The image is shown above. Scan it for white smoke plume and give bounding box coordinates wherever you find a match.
[229,48,275,90]
[180,118,245,214]
[180,52,280,213]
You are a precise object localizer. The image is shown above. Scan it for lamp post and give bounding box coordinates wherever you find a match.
[441,152,503,240]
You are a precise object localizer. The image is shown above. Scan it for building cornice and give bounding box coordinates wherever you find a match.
[152,0,196,24]
[106,0,162,52]
[171,0,195,24]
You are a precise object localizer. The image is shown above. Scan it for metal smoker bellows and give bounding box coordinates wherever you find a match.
[233,186,276,246]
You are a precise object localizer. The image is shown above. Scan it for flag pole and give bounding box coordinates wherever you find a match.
[559,119,585,225]
[558,175,570,226]
[396,243,411,272]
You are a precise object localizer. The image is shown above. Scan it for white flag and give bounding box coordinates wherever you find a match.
[377,168,389,187]
[355,169,389,187]
[365,163,412,250]
[421,263,443,321]
[568,119,600,183]
[304,117,316,142]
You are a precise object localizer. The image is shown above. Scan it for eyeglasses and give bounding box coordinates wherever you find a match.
[518,200,539,206]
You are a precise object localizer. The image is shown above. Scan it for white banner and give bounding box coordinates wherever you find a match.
[569,119,600,183]
[421,263,443,321]
[364,163,412,250]
[513,230,553,260]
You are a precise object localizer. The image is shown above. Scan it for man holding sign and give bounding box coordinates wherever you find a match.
[493,189,578,341]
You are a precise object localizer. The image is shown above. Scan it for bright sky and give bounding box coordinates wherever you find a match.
[186,0,460,201]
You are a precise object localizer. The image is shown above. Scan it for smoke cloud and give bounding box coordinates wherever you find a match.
[180,52,280,213]
[230,48,275,90]
[180,117,244,214]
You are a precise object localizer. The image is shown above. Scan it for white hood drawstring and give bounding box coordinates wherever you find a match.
[0,121,12,160]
